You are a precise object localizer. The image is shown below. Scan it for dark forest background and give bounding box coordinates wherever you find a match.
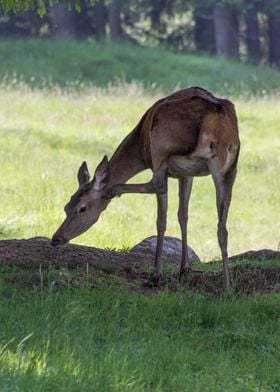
[0,0,279,67]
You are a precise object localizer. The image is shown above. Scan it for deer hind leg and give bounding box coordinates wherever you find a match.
[151,192,168,285]
[177,177,193,279]
[210,162,237,296]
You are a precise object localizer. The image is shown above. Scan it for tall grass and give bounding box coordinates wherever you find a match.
[1,38,280,96]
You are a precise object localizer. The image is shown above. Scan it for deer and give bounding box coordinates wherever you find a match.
[51,87,240,295]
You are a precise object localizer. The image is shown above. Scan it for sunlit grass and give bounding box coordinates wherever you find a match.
[0,84,279,260]
[0,39,280,391]
[0,282,279,391]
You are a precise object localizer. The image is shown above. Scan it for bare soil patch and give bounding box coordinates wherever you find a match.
[0,237,279,295]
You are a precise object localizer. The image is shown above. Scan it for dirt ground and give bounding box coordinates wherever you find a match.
[0,237,279,295]
[129,265,280,295]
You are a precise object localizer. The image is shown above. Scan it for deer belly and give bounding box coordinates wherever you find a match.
[168,155,210,178]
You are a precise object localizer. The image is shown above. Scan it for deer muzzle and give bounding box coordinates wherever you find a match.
[50,235,68,247]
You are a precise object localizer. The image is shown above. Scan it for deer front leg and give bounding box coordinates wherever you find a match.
[103,166,168,199]
[177,176,193,279]
[151,192,168,285]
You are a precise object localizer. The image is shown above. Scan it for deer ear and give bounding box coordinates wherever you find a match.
[92,155,110,191]
[77,161,90,187]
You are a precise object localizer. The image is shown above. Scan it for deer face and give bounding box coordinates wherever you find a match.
[51,156,110,247]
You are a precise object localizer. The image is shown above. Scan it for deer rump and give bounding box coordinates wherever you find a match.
[136,87,239,179]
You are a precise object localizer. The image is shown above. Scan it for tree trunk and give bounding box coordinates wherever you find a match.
[71,0,93,37]
[0,10,42,36]
[268,15,280,66]
[0,12,19,35]
[50,3,75,37]
[94,0,107,40]
[108,0,122,40]
[213,4,240,60]
[150,0,164,31]
[194,6,215,54]
[245,5,261,64]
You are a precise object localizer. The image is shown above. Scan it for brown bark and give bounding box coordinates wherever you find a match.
[194,7,215,54]
[50,3,75,37]
[245,5,261,64]
[71,0,93,37]
[213,3,240,60]
[95,0,107,40]
[268,15,280,66]
[108,0,122,40]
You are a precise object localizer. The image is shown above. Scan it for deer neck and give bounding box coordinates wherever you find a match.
[107,129,146,187]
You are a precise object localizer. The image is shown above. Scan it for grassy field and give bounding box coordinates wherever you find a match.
[0,39,280,391]
[1,38,280,96]
[0,277,279,392]
[0,85,279,259]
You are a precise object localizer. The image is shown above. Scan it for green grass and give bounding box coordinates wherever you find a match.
[0,277,279,392]
[0,38,279,391]
[1,38,280,96]
[0,86,279,260]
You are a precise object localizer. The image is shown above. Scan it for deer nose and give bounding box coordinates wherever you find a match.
[50,236,65,247]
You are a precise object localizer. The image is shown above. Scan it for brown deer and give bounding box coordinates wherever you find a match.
[51,87,240,295]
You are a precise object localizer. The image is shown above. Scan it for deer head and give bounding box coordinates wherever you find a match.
[51,156,110,247]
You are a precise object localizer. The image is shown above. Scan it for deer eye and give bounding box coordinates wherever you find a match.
[79,206,87,214]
